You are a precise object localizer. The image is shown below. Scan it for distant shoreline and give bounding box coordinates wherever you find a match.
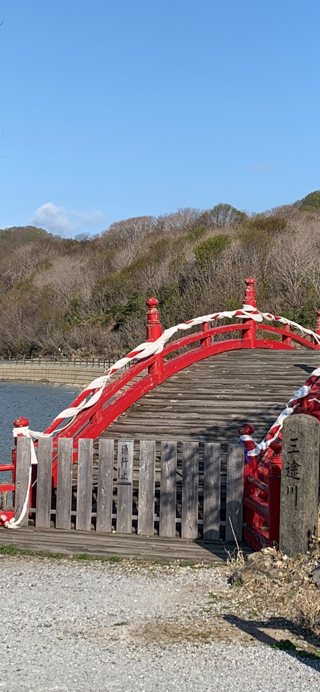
[0,362,100,387]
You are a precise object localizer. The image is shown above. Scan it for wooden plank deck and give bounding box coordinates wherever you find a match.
[100,350,320,444]
[0,527,250,562]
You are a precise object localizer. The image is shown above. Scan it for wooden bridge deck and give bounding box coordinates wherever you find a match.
[101,350,320,444]
[0,527,250,562]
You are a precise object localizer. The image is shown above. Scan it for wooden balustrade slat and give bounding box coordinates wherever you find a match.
[181,442,199,539]
[159,441,177,538]
[56,438,73,530]
[96,439,114,532]
[226,443,244,543]
[15,437,31,527]
[116,440,133,534]
[203,442,221,541]
[138,440,155,536]
[36,437,53,529]
[76,438,93,531]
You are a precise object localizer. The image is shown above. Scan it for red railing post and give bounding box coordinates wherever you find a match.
[268,442,282,545]
[242,277,256,347]
[12,416,30,507]
[200,321,211,349]
[315,307,320,348]
[146,297,163,382]
[282,322,292,347]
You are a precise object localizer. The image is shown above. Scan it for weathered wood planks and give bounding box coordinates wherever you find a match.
[76,438,93,531]
[159,441,177,538]
[138,440,155,536]
[36,437,53,529]
[56,438,73,530]
[226,444,244,542]
[25,438,244,543]
[100,350,320,444]
[117,440,134,534]
[181,442,199,539]
[15,437,32,527]
[96,439,114,532]
[203,442,221,541]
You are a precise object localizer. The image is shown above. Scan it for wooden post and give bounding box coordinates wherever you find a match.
[96,439,114,532]
[76,438,93,531]
[280,415,320,556]
[56,438,73,530]
[36,436,53,528]
[146,297,163,382]
[116,439,133,534]
[14,437,31,527]
[138,440,155,536]
[226,444,244,542]
[181,442,199,539]
[242,277,256,348]
[159,441,177,538]
[203,443,221,540]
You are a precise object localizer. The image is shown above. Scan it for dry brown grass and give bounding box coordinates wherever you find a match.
[225,544,320,641]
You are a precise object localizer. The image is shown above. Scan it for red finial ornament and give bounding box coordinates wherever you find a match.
[244,277,256,308]
[146,297,162,341]
[13,416,29,428]
[316,307,320,337]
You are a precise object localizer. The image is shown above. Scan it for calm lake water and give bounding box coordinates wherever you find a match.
[0,382,80,465]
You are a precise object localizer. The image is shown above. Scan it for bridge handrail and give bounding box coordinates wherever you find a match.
[12,276,320,461]
[46,317,319,443]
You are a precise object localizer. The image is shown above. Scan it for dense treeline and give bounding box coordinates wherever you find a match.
[1,192,320,358]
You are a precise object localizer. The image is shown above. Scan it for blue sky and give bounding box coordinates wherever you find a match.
[1,0,320,236]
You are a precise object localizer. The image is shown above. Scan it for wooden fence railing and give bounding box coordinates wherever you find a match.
[6,437,245,542]
[0,356,117,368]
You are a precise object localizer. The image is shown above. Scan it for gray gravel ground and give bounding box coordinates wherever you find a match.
[1,557,320,691]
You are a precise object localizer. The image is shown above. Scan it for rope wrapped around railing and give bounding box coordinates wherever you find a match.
[240,367,320,459]
[4,302,320,529]
[10,302,320,439]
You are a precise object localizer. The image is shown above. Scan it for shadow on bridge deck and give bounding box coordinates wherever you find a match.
[100,350,320,444]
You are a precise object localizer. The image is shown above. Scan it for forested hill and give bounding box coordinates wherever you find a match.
[1,191,320,358]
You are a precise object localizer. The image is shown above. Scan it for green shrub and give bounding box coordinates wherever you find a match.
[239,215,287,247]
[300,190,320,211]
[185,225,207,242]
[207,203,247,227]
[194,234,231,265]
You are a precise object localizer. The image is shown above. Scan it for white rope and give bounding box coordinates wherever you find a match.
[0,428,51,528]
[50,304,320,423]
[4,302,319,529]
[240,367,320,458]
[1,465,32,528]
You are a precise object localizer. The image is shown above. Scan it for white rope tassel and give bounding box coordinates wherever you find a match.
[1,464,32,528]
[1,427,51,529]
[3,304,319,528]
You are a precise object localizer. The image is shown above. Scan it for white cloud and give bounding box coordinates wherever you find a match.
[32,202,104,237]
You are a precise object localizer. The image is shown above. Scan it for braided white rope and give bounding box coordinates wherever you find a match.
[1,427,51,528]
[240,368,320,458]
[3,303,319,529]
[49,304,320,422]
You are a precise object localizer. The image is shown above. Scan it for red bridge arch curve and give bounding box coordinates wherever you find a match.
[27,276,319,481]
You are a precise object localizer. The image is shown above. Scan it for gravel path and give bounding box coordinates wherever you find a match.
[0,557,320,691]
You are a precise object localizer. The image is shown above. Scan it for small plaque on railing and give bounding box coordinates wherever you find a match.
[117,440,133,485]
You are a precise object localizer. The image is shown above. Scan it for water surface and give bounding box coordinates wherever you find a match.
[0,383,80,465]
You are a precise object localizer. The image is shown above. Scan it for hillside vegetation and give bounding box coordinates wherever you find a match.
[1,192,320,358]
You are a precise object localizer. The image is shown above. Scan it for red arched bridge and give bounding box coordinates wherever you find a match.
[2,277,320,549]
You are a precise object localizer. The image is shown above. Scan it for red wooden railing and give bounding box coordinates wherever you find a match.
[242,438,282,549]
[43,278,320,466]
[2,277,320,536]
